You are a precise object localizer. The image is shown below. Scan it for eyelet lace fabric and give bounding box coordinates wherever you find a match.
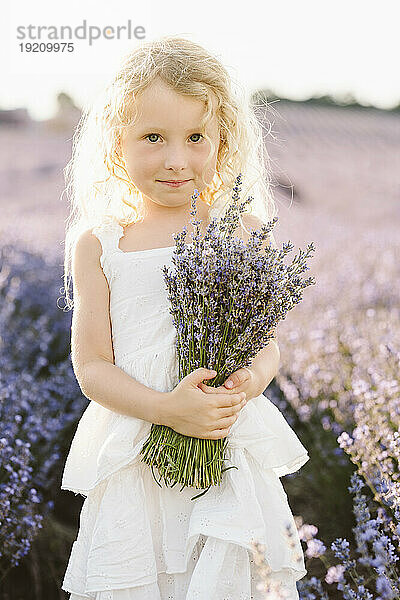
[61,220,310,600]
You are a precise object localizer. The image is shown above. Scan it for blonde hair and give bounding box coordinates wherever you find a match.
[61,35,278,310]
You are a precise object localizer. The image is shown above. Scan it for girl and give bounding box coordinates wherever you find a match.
[60,35,310,600]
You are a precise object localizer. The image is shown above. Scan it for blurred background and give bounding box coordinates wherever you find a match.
[0,0,399,598]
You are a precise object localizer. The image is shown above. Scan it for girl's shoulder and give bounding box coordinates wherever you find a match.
[237,213,278,250]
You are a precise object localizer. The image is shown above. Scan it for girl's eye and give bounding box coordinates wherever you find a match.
[145,133,160,143]
[144,133,204,143]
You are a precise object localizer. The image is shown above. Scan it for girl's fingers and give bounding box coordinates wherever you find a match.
[224,367,252,389]
[199,382,231,394]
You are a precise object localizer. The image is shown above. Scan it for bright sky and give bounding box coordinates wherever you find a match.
[2,0,399,120]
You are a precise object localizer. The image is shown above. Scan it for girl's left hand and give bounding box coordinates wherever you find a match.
[198,366,258,400]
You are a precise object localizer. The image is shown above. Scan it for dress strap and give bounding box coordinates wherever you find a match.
[91,221,124,271]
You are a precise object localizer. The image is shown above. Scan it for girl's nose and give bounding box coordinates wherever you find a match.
[163,146,188,170]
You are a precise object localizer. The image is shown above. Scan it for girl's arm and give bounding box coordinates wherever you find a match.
[71,231,166,425]
[247,335,280,397]
[80,359,166,424]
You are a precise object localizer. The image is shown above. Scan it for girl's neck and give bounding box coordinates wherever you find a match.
[142,195,209,223]
[120,200,211,252]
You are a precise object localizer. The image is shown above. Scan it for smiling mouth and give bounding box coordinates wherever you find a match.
[157,179,192,183]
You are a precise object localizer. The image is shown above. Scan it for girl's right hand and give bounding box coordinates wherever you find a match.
[162,367,247,439]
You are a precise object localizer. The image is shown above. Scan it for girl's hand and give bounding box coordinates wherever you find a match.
[198,367,259,401]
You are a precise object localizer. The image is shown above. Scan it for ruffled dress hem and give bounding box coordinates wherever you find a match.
[61,394,309,598]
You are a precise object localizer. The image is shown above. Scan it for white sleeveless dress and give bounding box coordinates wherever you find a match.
[61,219,310,600]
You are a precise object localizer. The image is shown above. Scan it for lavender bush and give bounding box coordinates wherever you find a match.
[140,173,316,499]
[0,244,85,584]
[252,233,400,597]
[294,472,400,600]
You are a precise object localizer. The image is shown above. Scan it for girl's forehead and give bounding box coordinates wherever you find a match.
[129,79,219,129]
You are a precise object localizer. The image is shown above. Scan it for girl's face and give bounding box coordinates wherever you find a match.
[118,78,221,212]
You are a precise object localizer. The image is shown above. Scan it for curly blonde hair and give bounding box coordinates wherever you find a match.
[61,35,278,310]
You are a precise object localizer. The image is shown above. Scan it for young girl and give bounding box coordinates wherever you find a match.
[60,35,310,600]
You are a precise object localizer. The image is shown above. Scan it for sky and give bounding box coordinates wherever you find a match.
[2,0,399,121]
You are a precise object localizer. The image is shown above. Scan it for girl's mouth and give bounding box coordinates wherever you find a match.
[157,180,192,188]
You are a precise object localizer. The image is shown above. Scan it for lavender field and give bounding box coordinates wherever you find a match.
[0,101,399,598]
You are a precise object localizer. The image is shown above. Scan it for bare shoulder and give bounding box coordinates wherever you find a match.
[74,228,102,259]
[237,213,278,250]
[71,228,109,302]
[240,213,263,231]
[72,228,105,276]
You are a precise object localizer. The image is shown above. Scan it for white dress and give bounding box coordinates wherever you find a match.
[61,218,310,600]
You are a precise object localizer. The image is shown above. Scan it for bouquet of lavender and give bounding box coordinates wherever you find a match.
[140,173,316,500]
